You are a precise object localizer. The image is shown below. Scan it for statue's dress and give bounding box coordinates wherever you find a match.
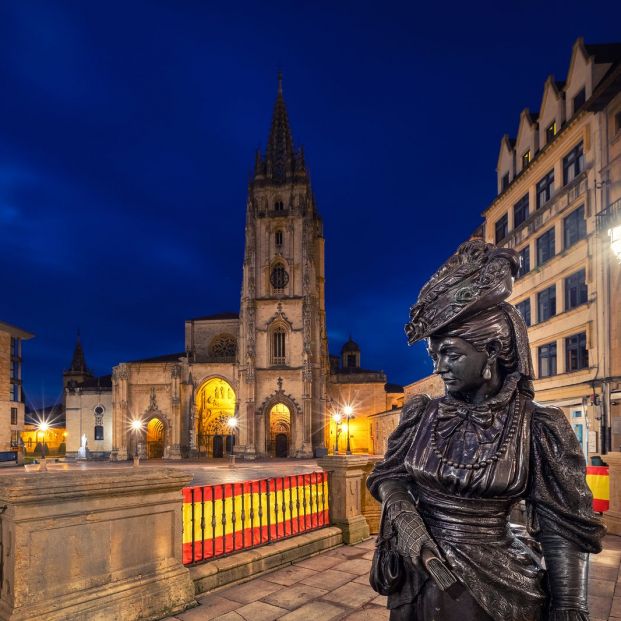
[367,373,604,621]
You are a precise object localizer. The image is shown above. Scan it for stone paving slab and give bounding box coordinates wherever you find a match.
[164,534,621,621]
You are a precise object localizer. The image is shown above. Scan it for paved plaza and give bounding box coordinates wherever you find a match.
[163,534,621,621]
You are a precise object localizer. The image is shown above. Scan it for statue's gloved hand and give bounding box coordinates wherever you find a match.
[388,500,443,568]
[540,533,590,621]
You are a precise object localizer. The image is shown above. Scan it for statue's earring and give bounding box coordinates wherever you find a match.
[482,365,492,380]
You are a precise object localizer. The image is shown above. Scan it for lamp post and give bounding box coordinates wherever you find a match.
[37,421,49,472]
[332,413,342,454]
[343,405,354,455]
[130,418,143,466]
[226,416,237,465]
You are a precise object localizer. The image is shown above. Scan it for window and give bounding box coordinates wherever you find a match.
[10,383,19,402]
[502,173,510,191]
[536,170,554,209]
[513,194,529,228]
[274,200,284,212]
[10,337,19,358]
[563,142,584,185]
[573,88,586,114]
[10,430,19,448]
[537,285,556,322]
[522,150,531,170]
[495,213,509,243]
[272,327,286,365]
[516,299,531,327]
[538,342,557,377]
[270,263,289,292]
[10,407,18,425]
[347,354,357,368]
[546,121,557,144]
[517,246,530,279]
[565,269,588,310]
[566,332,588,372]
[563,206,586,249]
[209,334,237,360]
[275,230,283,247]
[94,426,104,441]
[536,228,555,265]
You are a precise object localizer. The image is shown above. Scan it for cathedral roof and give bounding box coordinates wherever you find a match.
[341,337,360,353]
[129,352,185,363]
[72,374,113,390]
[189,312,239,321]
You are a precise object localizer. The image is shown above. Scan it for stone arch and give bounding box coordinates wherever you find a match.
[260,392,301,457]
[195,377,237,457]
[146,416,165,458]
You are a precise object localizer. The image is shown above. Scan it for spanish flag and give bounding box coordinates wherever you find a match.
[586,466,609,513]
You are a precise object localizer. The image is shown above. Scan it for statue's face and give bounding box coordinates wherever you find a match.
[428,336,488,398]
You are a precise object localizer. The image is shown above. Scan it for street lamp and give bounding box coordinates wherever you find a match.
[610,225,621,263]
[37,421,49,472]
[343,405,354,455]
[130,418,144,466]
[332,413,342,454]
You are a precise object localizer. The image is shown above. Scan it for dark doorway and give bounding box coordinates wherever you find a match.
[275,433,288,458]
[225,435,235,455]
[213,435,224,458]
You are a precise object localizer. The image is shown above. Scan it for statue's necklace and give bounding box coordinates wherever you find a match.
[430,394,520,470]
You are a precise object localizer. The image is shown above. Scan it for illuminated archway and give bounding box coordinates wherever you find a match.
[195,377,236,457]
[146,417,165,459]
[269,403,290,457]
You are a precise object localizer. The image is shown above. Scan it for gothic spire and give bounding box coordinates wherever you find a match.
[69,330,88,373]
[265,73,294,182]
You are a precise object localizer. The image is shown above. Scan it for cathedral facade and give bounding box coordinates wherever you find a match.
[65,80,402,461]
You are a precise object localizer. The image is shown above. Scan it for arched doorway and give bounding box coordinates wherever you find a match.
[269,403,290,457]
[146,418,165,458]
[195,378,237,457]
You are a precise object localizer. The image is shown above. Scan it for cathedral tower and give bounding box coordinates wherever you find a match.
[238,76,328,458]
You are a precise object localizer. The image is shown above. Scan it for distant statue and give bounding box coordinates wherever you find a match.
[77,433,88,459]
[368,240,605,620]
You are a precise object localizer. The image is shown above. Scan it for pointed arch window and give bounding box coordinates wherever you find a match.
[274,200,284,212]
[275,230,283,248]
[271,327,286,365]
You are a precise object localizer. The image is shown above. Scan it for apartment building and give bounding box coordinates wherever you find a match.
[0,320,34,452]
[483,38,621,457]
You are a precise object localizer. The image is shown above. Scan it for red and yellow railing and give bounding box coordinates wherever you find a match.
[586,465,609,513]
[182,472,330,565]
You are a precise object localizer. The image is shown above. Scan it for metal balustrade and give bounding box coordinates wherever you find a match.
[182,471,330,565]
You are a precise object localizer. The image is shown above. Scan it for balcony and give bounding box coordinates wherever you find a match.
[596,199,621,233]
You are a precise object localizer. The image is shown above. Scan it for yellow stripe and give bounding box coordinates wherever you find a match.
[586,473,610,501]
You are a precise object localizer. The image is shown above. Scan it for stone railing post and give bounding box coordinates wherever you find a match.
[317,455,374,544]
[0,468,196,621]
[603,453,621,535]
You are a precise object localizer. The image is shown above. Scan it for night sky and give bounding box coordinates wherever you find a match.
[2,2,620,407]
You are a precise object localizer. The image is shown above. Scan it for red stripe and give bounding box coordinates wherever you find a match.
[593,498,609,512]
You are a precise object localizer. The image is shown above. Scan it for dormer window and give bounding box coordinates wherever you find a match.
[573,88,586,115]
[501,173,510,191]
[274,200,284,212]
[275,230,283,247]
[521,150,531,170]
[546,121,557,144]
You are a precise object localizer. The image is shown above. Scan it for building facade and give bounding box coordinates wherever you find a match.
[62,79,402,461]
[0,320,33,452]
[483,38,621,458]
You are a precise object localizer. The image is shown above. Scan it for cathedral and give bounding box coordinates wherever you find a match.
[64,79,403,460]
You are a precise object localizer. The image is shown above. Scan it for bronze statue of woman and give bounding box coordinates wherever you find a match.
[367,240,605,621]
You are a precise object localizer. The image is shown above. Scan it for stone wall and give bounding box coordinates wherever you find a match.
[0,467,195,621]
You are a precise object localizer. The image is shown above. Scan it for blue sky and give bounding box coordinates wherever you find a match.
[1,1,620,405]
